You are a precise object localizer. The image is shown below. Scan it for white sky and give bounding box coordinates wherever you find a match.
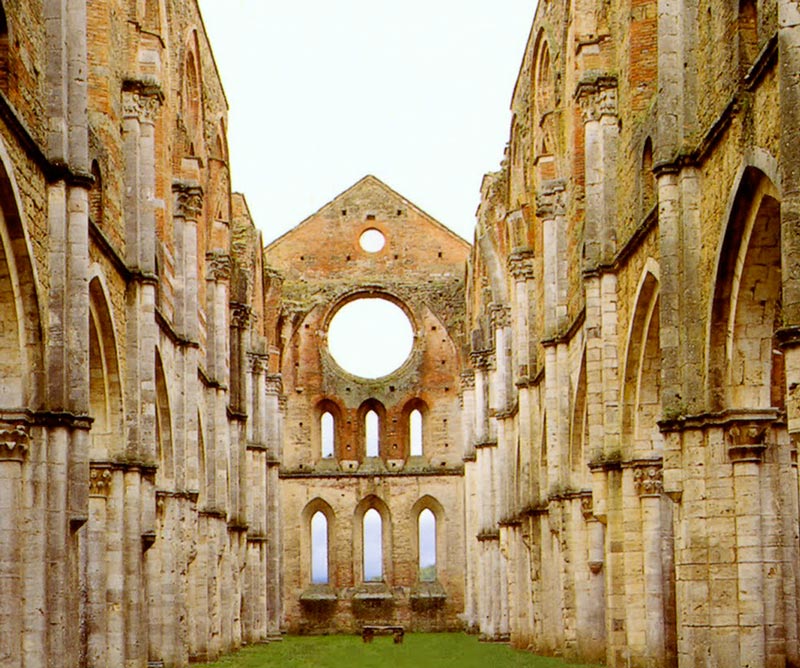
[197,0,536,244]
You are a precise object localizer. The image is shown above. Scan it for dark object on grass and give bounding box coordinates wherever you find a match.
[362,624,405,644]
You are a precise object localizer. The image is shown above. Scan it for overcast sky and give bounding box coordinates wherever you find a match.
[197,0,535,244]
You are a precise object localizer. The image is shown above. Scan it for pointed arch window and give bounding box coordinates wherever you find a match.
[321,411,335,459]
[409,409,423,456]
[363,508,382,581]
[311,511,329,584]
[418,508,436,582]
[365,410,379,457]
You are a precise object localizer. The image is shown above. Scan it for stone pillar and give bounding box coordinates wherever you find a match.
[265,378,284,638]
[727,423,767,667]
[122,84,161,469]
[579,493,606,661]
[86,465,112,668]
[0,423,28,668]
[634,461,666,666]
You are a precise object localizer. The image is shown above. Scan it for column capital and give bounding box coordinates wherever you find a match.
[122,85,163,124]
[508,250,535,280]
[460,370,476,390]
[206,251,232,281]
[535,179,567,219]
[0,422,29,461]
[575,76,618,123]
[89,464,113,498]
[726,422,768,463]
[489,303,511,330]
[172,180,204,220]
[632,460,663,497]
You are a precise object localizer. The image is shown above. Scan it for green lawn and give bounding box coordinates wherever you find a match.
[194,634,604,668]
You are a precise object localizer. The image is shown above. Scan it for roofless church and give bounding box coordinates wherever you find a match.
[0,0,798,667]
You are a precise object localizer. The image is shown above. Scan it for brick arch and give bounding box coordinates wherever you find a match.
[314,398,344,460]
[357,398,387,460]
[621,262,662,458]
[401,397,428,458]
[708,168,782,411]
[88,274,124,459]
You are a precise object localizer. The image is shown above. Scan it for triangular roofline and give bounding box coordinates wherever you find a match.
[264,174,471,252]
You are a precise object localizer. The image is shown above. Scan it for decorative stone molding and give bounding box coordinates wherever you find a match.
[0,422,29,461]
[575,76,618,123]
[535,179,567,219]
[205,251,232,281]
[173,181,204,220]
[89,465,113,498]
[632,463,663,497]
[726,422,768,463]
[460,370,476,390]
[508,250,535,280]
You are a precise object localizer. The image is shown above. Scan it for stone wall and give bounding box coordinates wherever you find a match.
[464,0,799,665]
[0,1,281,666]
[266,176,470,634]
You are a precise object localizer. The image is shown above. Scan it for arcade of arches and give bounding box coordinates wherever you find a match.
[1,1,800,668]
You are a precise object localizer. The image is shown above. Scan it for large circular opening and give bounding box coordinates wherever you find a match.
[359,228,385,253]
[327,297,414,378]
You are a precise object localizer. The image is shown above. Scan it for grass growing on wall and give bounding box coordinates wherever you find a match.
[194,633,604,668]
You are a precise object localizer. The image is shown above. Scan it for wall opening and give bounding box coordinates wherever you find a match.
[327,296,414,378]
[409,409,423,456]
[363,508,383,582]
[321,411,334,458]
[365,410,379,458]
[311,511,328,584]
[418,508,436,581]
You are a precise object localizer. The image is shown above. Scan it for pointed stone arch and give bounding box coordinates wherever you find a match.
[88,273,124,460]
[621,261,662,458]
[155,349,175,482]
[0,138,44,411]
[708,168,782,411]
[570,349,588,481]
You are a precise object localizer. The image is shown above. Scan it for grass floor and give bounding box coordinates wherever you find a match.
[193,633,604,668]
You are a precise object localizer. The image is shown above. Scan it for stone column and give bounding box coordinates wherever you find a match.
[727,423,767,668]
[265,378,284,638]
[86,465,112,668]
[0,423,28,668]
[579,493,606,661]
[633,461,666,666]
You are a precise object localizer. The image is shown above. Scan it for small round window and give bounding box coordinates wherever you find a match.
[327,297,414,378]
[359,228,385,253]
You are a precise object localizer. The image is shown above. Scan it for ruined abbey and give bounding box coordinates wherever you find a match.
[0,0,798,667]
